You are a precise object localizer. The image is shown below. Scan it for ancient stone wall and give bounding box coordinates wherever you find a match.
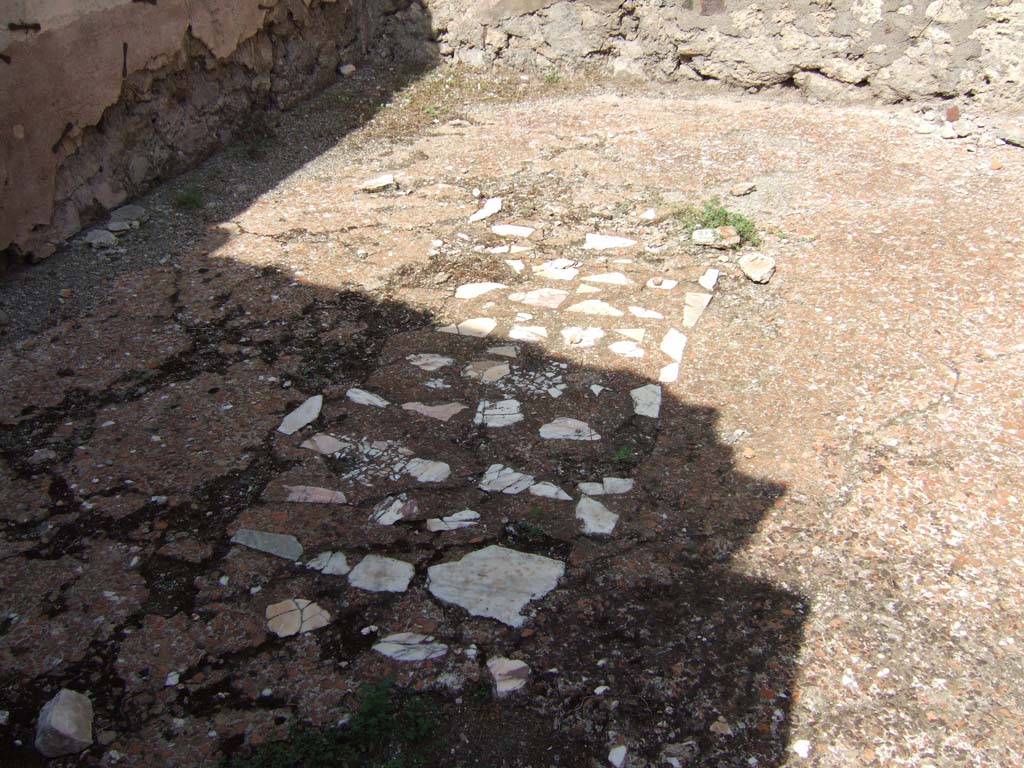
[431,0,1023,105]
[0,0,435,262]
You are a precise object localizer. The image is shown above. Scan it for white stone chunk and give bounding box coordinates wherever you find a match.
[630,384,662,418]
[346,388,390,408]
[578,482,605,496]
[514,312,533,322]
[463,360,510,382]
[540,417,601,441]
[405,458,451,483]
[266,599,331,637]
[508,287,569,308]
[373,632,448,661]
[609,340,644,358]
[407,353,454,371]
[561,326,605,347]
[455,282,506,299]
[474,399,524,427]
[509,244,532,253]
[427,545,565,627]
[615,328,645,342]
[508,325,548,342]
[360,174,396,192]
[437,317,497,337]
[277,395,322,435]
[645,277,678,290]
[401,402,467,422]
[479,464,535,494]
[583,233,637,250]
[300,433,344,454]
[469,196,502,223]
[738,252,776,283]
[566,300,624,317]
[609,745,628,768]
[699,268,720,291]
[659,363,680,383]
[488,657,531,696]
[504,258,525,271]
[348,555,415,592]
[529,482,572,500]
[231,529,303,561]
[576,497,619,535]
[306,551,351,576]
[35,690,93,758]
[426,509,480,532]
[660,328,688,362]
[628,306,664,319]
[371,495,417,525]
[488,345,519,358]
[491,224,535,238]
[285,485,347,504]
[602,477,635,494]
[583,272,633,286]
[576,284,601,294]
[683,292,713,328]
[534,258,580,280]
[590,384,606,396]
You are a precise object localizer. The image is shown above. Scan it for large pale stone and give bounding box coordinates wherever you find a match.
[540,417,601,441]
[487,657,531,696]
[231,529,303,561]
[266,599,331,637]
[576,497,619,535]
[630,384,662,418]
[348,555,415,592]
[583,233,637,250]
[480,464,535,494]
[277,395,322,435]
[35,689,93,758]
[738,253,776,283]
[455,281,506,299]
[373,632,448,661]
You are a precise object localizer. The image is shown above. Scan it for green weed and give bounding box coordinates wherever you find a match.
[173,186,204,210]
[673,196,760,247]
[612,445,634,462]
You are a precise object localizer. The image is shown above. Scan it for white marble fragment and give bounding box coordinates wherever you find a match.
[566,300,624,317]
[346,388,390,408]
[683,292,712,328]
[534,258,580,280]
[479,464,534,494]
[491,224,535,238]
[306,551,351,576]
[615,328,646,342]
[630,384,662,418]
[469,196,502,223]
[285,485,347,504]
[504,259,525,272]
[508,288,569,308]
[576,284,601,294]
[371,494,418,525]
[561,326,605,347]
[474,399,524,427]
[628,306,664,319]
[578,477,634,495]
[407,353,454,371]
[360,174,396,192]
[427,545,565,627]
[738,252,776,283]
[426,509,480,532]
[231,529,303,560]
[590,384,606,396]
[582,272,632,285]
[659,363,680,383]
[300,433,344,454]
[277,395,322,435]
[463,360,510,382]
[487,657,531,696]
[508,325,548,342]
[266,599,331,637]
[488,345,518,358]
[660,328,688,362]
[348,555,415,592]
[576,497,619,535]
[402,402,467,422]
[455,282,506,300]
[437,317,497,337]
[34,690,93,758]
[609,340,644,358]
[699,268,720,291]
[645,277,678,290]
[583,234,637,250]
[405,458,451,482]
[373,632,448,661]
[540,418,601,441]
[529,482,572,500]
[608,745,628,768]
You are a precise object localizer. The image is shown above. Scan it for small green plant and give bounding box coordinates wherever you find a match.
[612,444,634,462]
[223,679,435,768]
[421,104,441,117]
[544,71,562,84]
[673,196,760,246]
[516,519,545,538]
[173,185,204,210]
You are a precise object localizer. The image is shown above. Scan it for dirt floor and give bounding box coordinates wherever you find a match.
[1,66,1023,768]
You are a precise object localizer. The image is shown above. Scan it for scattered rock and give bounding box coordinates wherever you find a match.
[683,292,712,328]
[730,182,756,196]
[348,555,415,592]
[373,632,448,661]
[469,196,502,222]
[630,384,662,418]
[110,204,147,223]
[338,63,357,77]
[699,268,720,291]
[277,395,322,435]
[300,433,344,454]
[306,551,351,576]
[615,328,645,342]
[508,288,569,308]
[401,402,468,422]
[608,340,644,358]
[479,464,535,494]
[474,399,524,427]
[629,305,664,319]
[360,174,397,192]
[35,689,93,758]
[84,229,117,248]
[437,317,497,337]
[487,657,530,696]
[998,131,1024,148]
[491,224,535,238]
[455,282,506,299]
[462,360,510,382]
[582,272,632,286]
[583,234,637,250]
[709,717,733,735]
[576,497,619,535]
[427,545,565,627]
[528,482,572,500]
[346,388,390,408]
[404,458,451,482]
[792,739,812,758]
[561,326,606,347]
[608,744,628,768]
[945,105,961,123]
[578,477,634,495]
[231,529,303,561]
[371,495,418,525]
[566,300,624,317]
[659,363,680,383]
[508,325,548,342]
[738,252,777,283]
[660,328,687,362]
[426,510,480,531]
[285,485,347,504]
[407,353,454,371]
[266,599,331,637]
[645,277,677,290]
[534,258,580,280]
[539,417,601,441]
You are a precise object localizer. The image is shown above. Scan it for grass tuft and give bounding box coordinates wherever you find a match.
[673,197,760,247]
[173,186,205,210]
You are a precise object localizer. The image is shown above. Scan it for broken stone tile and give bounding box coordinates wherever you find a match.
[285,486,347,504]
[566,300,624,317]
[539,417,601,441]
[426,509,480,532]
[463,360,510,382]
[578,477,634,495]
[628,305,664,319]
[372,632,448,661]
[699,268,720,291]
[371,495,418,525]
[266,599,331,637]
[479,464,535,494]
[427,545,564,627]
[491,224,535,238]
[609,744,628,768]
[630,384,662,418]
[683,292,713,328]
[645,277,678,290]
[738,252,776,283]
[424,379,450,390]
[305,551,351,576]
[277,395,322,435]
[404,458,451,483]
[590,384,606,396]
[508,287,569,308]
[692,228,719,245]
[35,689,93,758]
[231,529,303,561]
[360,174,397,192]
[85,229,117,248]
[529,482,572,500]
[730,182,756,196]
[561,326,605,347]
[583,233,637,250]
[348,555,415,592]
[469,196,502,223]
[455,282,506,300]
[401,402,467,422]
[514,312,534,322]
[576,497,619,535]
[582,272,632,286]
[407,353,454,371]
[503,257,525,270]
[659,363,680,383]
[346,388,390,408]
[474,400,524,427]
[487,657,531,697]
[437,317,498,337]
[576,284,601,294]
[508,325,548,342]
[660,328,688,362]
[300,433,344,454]
[534,258,580,280]
[487,345,518,358]
[615,328,646,342]
[609,340,644,358]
